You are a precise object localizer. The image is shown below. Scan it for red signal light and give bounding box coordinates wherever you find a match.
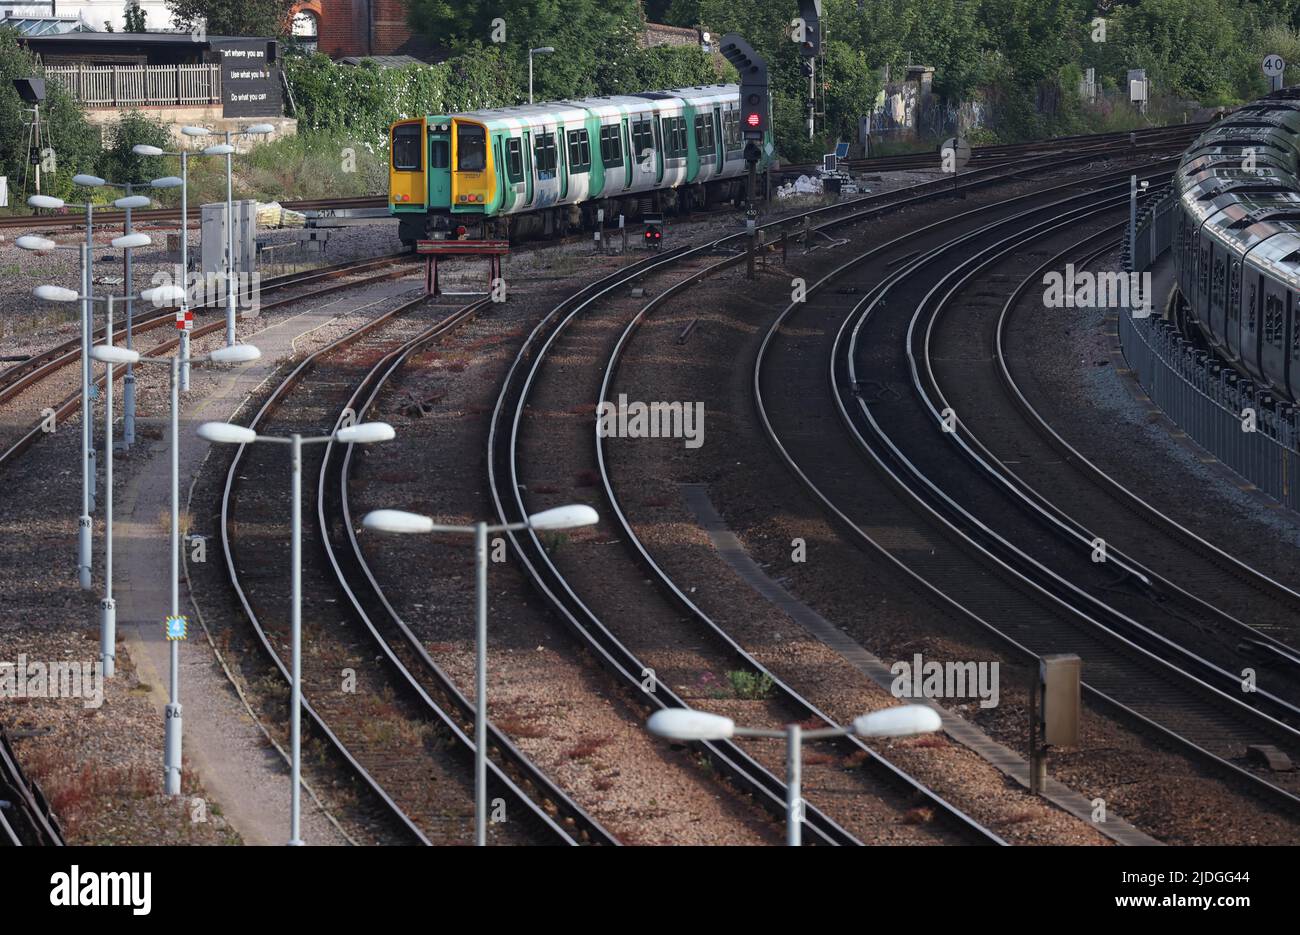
[746,113,761,128]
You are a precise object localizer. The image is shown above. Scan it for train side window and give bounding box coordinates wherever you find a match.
[1247,283,1258,329]
[429,140,449,169]
[456,123,486,171]
[599,125,623,168]
[1198,246,1210,293]
[661,116,687,157]
[505,138,523,183]
[392,123,422,171]
[694,113,716,156]
[1264,292,1284,347]
[534,133,557,179]
[631,119,654,161]
[567,129,591,173]
[722,109,742,152]
[1211,255,1225,308]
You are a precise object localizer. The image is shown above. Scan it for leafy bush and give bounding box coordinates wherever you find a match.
[97,110,170,188]
[727,670,775,700]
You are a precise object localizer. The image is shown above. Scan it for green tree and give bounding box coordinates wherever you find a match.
[165,0,295,36]
[97,111,170,185]
[0,26,100,201]
[124,1,148,32]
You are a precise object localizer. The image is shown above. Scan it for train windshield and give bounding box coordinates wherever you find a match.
[457,124,486,171]
[392,123,421,171]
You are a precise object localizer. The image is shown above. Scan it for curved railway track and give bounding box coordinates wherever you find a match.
[319,300,620,846]
[218,289,602,845]
[753,158,1300,821]
[476,156,1111,843]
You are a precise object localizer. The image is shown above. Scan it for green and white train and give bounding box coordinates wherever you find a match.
[388,84,773,243]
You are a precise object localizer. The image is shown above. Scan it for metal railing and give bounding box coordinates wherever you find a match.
[1120,188,1300,510]
[44,64,221,107]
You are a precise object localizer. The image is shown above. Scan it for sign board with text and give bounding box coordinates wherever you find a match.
[214,40,283,118]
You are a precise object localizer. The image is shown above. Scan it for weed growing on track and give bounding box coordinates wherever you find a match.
[727,670,775,700]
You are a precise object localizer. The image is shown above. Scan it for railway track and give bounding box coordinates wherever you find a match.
[4,196,387,232]
[0,252,417,472]
[989,231,1300,659]
[218,288,606,845]
[318,297,620,845]
[0,728,64,847]
[924,222,1300,702]
[753,157,1300,821]
[480,154,1095,843]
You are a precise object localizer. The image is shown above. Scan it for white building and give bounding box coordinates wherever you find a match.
[2,1,174,33]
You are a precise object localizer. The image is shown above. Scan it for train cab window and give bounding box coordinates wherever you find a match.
[599,125,623,168]
[1264,292,1285,347]
[630,119,654,161]
[661,116,688,157]
[392,123,422,171]
[694,113,716,156]
[456,123,486,171]
[430,140,449,169]
[505,138,523,183]
[534,133,557,179]
[567,129,591,173]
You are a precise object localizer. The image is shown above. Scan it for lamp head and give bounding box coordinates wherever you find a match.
[196,422,258,445]
[112,232,151,249]
[33,284,79,303]
[91,345,140,365]
[16,235,57,251]
[132,145,165,157]
[335,422,395,444]
[362,509,435,534]
[72,174,105,187]
[528,504,599,530]
[647,709,735,741]
[208,344,262,364]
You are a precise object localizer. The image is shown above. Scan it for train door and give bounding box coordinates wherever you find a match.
[622,118,633,190]
[1226,259,1243,359]
[556,123,569,201]
[652,117,665,184]
[1209,241,1227,349]
[522,130,535,205]
[1287,289,1299,400]
[1261,277,1288,388]
[1242,270,1264,377]
[428,126,451,208]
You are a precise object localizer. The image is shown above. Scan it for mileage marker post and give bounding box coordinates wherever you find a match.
[362,503,600,845]
[647,704,943,845]
[200,419,396,846]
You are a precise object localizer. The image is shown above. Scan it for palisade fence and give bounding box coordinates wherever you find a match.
[44,64,222,107]
[1120,187,1299,510]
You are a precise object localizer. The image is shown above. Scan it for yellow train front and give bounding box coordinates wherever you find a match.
[388,84,771,244]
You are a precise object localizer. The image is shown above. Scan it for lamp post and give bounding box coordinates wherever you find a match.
[200,419,394,846]
[93,343,261,793]
[647,704,944,845]
[182,124,274,347]
[528,47,555,105]
[21,218,159,590]
[362,503,599,845]
[136,125,230,390]
[35,253,177,677]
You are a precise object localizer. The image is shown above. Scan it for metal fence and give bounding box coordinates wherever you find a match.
[44,64,222,107]
[1120,190,1300,510]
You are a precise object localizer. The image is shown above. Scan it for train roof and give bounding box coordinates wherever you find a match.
[429,84,740,131]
